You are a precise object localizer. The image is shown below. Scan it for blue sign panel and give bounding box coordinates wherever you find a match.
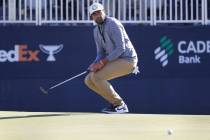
[0,26,210,114]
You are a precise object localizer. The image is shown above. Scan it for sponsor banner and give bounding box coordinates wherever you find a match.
[127,26,210,78]
[154,36,210,66]
[0,26,95,78]
[0,26,210,114]
[0,26,210,79]
[0,44,63,62]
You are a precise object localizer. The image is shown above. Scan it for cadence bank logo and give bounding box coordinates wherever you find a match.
[0,44,63,62]
[154,36,210,67]
[178,41,210,64]
[154,36,174,67]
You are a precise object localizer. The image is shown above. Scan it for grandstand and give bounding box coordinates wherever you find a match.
[0,0,209,25]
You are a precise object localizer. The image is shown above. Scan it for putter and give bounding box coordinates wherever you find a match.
[40,70,88,94]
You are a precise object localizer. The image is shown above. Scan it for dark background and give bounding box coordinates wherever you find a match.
[0,25,210,114]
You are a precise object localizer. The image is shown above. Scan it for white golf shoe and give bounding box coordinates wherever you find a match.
[101,103,129,114]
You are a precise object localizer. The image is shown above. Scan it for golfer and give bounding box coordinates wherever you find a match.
[85,2,138,113]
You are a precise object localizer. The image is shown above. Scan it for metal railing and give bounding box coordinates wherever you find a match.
[0,0,209,25]
[39,0,94,24]
[0,0,38,24]
[206,0,210,24]
[153,0,205,25]
[39,0,153,25]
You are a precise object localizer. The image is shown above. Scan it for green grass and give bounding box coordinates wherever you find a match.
[0,111,210,140]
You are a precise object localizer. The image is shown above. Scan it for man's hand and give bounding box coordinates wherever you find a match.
[88,58,109,72]
[89,63,103,72]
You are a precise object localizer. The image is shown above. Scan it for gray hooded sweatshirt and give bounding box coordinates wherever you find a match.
[93,16,138,63]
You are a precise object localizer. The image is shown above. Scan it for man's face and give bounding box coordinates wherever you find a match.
[91,10,105,24]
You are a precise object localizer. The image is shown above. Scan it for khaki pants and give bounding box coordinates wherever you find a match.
[84,59,137,106]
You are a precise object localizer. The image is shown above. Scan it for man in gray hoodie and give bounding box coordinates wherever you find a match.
[85,2,138,114]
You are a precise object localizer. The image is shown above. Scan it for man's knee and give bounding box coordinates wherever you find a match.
[84,74,92,87]
[90,72,102,84]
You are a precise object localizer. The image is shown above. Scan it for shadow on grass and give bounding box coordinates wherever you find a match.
[0,113,71,120]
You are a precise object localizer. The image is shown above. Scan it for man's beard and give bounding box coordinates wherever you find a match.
[95,17,104,24]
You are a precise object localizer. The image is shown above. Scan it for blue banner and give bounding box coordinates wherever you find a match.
[0,26,210,114]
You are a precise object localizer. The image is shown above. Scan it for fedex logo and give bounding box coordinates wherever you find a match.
[0,45,40,62]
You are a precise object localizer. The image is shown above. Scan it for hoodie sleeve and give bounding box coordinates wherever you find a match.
[106,19,126,61]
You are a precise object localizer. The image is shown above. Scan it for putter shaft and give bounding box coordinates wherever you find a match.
[40,70,88,94]
[49,71,87,90]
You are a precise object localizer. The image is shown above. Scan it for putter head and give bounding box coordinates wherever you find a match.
[40,86,49,94]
